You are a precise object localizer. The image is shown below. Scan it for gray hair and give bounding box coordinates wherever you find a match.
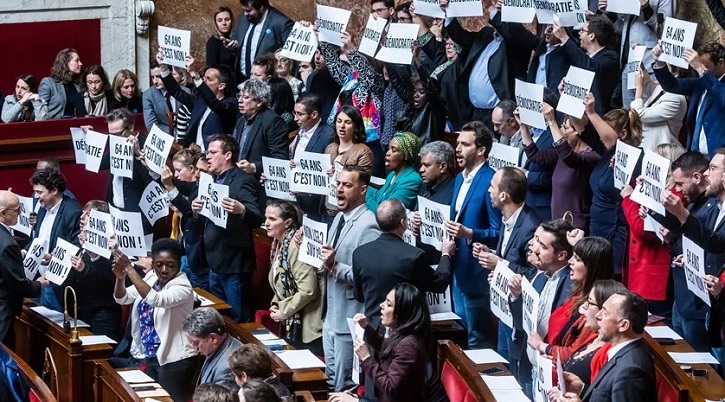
[419,141,455,168]
[182,307,225,337]
[495,99,517,119]
[239,79,271,106]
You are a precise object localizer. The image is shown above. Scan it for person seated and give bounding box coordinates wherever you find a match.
[229,344,291,398]
[353,282,442,402]
[366,131,423,212]
[110,69,142,113]
[65,199,123,341]
[238,379,283,402]
[2,74,47,123]
[264,200,323,355]
[183,307,241,392]
[112,239,197,402]
[39,48,84,118]
[193,383,237,402]
[77,65,113,117]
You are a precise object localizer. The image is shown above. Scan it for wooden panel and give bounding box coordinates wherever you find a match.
[437,340,497,402]
[2,345,57,402]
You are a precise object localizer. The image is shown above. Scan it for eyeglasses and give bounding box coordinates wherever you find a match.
[580,29,590,34]
[582,299,601,310]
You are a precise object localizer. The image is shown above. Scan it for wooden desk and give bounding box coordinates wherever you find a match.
[3,345,57,402]
[93,361,173,402]
[432,320,468,348]
[194,287,232,314]
[13,303,113,402]
[225,319,328,400]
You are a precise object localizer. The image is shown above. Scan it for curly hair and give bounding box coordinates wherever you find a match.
[30,168,67,193]
[50,48,80,84]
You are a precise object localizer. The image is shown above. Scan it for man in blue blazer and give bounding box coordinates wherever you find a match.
[654,42,725,158]
[234,0,293,82]
[158,60,237,149]
[29,168,82,312]
[445,121,501,349]
[289,94,333,222]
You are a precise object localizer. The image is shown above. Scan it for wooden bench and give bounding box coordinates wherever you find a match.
[2,345,57,402]
[437,340,496,402]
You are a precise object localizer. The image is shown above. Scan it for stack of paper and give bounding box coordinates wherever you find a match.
[277,350,326,369]
[464,349,509,364]
[79,335,117,345]
[118,370,154,384]
[30,306,91,328]
[668,352,719,365]
[431,312,462,322]
[644,326,683,340]
[482,375,521,390]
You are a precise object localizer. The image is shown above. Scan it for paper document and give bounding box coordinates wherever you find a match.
[118,370,155,383]
[277,350,326,369]
[644,326,683,340]
[464,349,509,364]
[30,306,91,328]
[194,292,214,307]
[668,352,719,365]
[253,333,281,341]
[79,335,117,345]
[482,375,521,390]
[431,312,462,322]
[491,389,531,401]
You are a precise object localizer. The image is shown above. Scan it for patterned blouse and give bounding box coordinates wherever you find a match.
[137,281,163,358]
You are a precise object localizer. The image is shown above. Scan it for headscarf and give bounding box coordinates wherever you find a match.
[392,131,421,166]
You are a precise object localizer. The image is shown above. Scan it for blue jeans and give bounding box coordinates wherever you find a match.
[672,303,708,352]
[208,271,251,322]
[180,256,209,290]
[498,322,513,362]
[40,286,63,312]
[452,283,495,349]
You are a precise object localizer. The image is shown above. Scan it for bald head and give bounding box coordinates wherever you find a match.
[0,190,20,226]
[376,198,407,234]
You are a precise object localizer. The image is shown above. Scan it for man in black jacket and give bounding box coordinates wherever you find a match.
[234,0,293,82]
[0,190,48,347]
[192,134,263,322]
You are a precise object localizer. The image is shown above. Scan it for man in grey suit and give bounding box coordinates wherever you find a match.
[234,0,293,82]
[142,61,190,137]
[321,166,381,391]
[183,307,241,393]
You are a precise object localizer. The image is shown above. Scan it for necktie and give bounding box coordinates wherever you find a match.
[164,92,173,113]
[244,23,257,77]
[332,216,346,248]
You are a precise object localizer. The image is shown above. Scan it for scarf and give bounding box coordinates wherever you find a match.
[327,71,381,143]
[270,229,298,300]
[430,61,453,81]
[84,91,107,116]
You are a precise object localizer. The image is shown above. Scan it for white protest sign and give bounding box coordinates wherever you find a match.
[359,15,387,57]
[109,206,147,257]
[10,195,33,236]
[402,210,416,246]
[629,149,669,215]
[158,26,191,69]
[515,79,546,130]
[446,0,484,17]
[489,142,521,170]
[414,0,446,18]
[281,22,318,62]
[557,351,566,393]
[534,354,554,402]
[299,217,328,269]
[262,157,293,200]
[660,18,697,69]
[23,238,48,280]
[427,286,453,314]
[346,318,365,384]
[535,0,585,27]
[502,0,536,23]
[316,5,351,47]
[490,261,515,328]
[613,140,642,190]
[45,238,80,286]
[197,172,229,228]
[70,128,86,165]
[557,66,595,118]
[108,135,135,179]
[327,161,344,206]
[626,45,647,90]
[606,0,641,15]
[143,125,174,176]
[417,196,449,249]
[83,209,113,259]
[374,23,419,65]
[291,151,331,195]
[683,236,710,307]
[84,130,108,173]
[644,214,665,242]
[521,276,540,335]
[139,182,169,226]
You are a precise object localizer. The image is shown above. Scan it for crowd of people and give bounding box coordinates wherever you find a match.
[4,0,725,401]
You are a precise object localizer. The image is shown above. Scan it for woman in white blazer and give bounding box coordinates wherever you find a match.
[113,238,197,402]
[631,65,687,151]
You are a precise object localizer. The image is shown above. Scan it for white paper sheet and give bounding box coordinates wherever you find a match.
[79,335,118,345]
[668,352,719,365]
[194,292,214,307]
[430,312,462,322]
[253,333,281,341]
[277,350,326,369]
[644,326,683,340]
[464,349,509,364]
[482,375,522,390]
[118,369,155,383]
[29,306,91,328]
[491,389,531,401]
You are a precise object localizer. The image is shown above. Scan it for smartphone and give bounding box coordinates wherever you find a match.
[132,386,156,392]
[479,367,506,376]
[654,337,676,346]
[693,369,708,379]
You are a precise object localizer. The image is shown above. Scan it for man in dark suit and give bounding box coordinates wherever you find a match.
[191,134,264,322]
[234,0,293,82]
[289,94,333,222]
[29,168,82,312]
[233,79,289,176]
[526,25,570,93]
[0,190,49,347]
[445,121,502,349]
[475,167,540,362]
[552,15,620,115]
[654,42,725,158]
[158,60,237,149]
[565,291,655,402]
[353,198,453,331]
[303,52,342,123]
[441,1,534,129]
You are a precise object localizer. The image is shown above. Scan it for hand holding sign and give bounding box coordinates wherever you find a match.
[222,197,245,215]
[659,17,697,69]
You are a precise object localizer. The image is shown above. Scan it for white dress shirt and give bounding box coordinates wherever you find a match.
[606,337,640,361]
[454,162,484,220]
[294,120,320,157]
[240,10,269,75]
[37,198,62,242]
[112,176,125,209]
[500,205,524,255]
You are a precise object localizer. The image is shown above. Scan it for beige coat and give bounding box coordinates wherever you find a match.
[268,240,323,343]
